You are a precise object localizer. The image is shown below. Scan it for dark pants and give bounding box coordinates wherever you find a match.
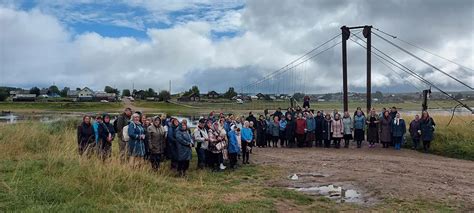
[149,153,162,170]
[266,133,272,147]
[324,139,331,148]
[177,160,190,176]
[196,145,206,169]
[333,138,341,149]
[208,152,220,170]
[394,136,402,150]
[382,141,390,148]
[423,140,431,152]
[229,152,238,169]
[296,134,305,147]
[99,141,112,161]
[412,138,420,149]
[287,135,295,148]
[242,142,250,163]
[279,131,286,147]
[356,140,363,148]
[272,136,279,148]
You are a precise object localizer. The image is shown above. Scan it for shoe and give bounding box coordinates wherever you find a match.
[219,163,226,170]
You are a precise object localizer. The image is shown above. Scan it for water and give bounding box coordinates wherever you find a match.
[0,112,200,127]
[291,184,363,204]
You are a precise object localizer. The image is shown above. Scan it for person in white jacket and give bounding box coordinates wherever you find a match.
[193,119,209,169]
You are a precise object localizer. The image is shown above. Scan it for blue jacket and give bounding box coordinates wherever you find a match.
[268,121,280,137]
[92,122,100,143]
[167,124,179,160]
[175,126,193,161]
[279,120,287,131]
[306,117,316,132]
[241,127,253,142]
[227,130,241,154]
[391,119,406,137]
[353,115,366,130]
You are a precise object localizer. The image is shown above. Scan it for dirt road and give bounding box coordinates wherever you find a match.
[251,146,474,207]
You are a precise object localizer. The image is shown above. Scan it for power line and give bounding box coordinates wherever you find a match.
[373,31,473,90]
[350,34,472,113]
[373,28,474,72]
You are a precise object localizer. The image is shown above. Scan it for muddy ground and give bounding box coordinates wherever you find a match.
[251,145,474,209]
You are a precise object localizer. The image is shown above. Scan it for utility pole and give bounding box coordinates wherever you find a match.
[341,26,350,112]
[169,80,171,94]
[363,26,373,113]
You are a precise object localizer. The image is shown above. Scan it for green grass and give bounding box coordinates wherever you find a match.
[0,102,123,112]
[0,120,471,211]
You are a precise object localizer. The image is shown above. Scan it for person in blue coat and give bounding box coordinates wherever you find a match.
[420,111,436,152]
[241,121,253,164]
[128,113,146,167]
[391,113,406,150]
[227,126,241,169]
[167,118,179,170]
[176,122,193,177]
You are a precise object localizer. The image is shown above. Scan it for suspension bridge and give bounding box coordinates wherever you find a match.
[239,25,473,121]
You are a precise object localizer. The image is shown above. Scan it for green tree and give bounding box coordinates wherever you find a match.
[184,85,200,96]
[60,87,70,97]
[30,87,40,97]
[76,88,81,91]
[122,89,131,97]
[146,88,156,98]
[223,87,237,99]
[373,91,383,99]
[0,88,8,101]
[158,90,171,102]
[48,85,60,96]
[104,86,119,95]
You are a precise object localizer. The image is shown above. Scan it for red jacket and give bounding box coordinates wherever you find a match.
[295,118,307,135]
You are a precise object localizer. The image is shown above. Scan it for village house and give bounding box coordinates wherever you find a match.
[207,91,220,99]
[178,92,200,102]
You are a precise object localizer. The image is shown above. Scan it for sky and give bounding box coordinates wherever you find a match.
[0,0,473,94]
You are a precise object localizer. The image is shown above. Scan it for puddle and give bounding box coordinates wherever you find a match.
[288,172,329,180]
[291,184,363,204]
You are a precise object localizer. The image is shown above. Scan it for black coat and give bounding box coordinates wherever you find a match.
[322,119,332,140]
[98,122,116,145]
[78,122,94,145]
[285,119,296,139]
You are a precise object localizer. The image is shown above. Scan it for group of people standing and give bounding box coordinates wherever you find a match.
[249,106,436,152]
[76,105,436,177]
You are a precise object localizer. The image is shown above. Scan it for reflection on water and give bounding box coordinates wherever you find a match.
[0,112,201,127]
[291,184,363,204]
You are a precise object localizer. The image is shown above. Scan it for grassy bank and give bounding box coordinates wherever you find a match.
[0,102,122,112]
[0,121,469,211]
[403,115,474,160]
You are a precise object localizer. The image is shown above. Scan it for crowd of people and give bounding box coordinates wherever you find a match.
[77,105,436,177]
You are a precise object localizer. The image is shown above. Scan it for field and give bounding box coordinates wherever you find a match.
[0,116,473,212]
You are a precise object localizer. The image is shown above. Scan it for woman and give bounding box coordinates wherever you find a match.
[285,114,296,148]
[241,121,253,164]
[206,121,220,171]
[379,111,392,148]
[128,113,146,167]
[265,115,272,147]
[409,115,421,150]
[391,113,406,150]
[322,113,332,148]
[167,118,180,169]
[295,113,307,148]
[315,111,324,147]
[269,116,280,148]
[420,111,436,152]
[77,115,95,156]
[366,109,379,148]
[217,119,228,169]
[193,119,208,169]
[256,115,267,148]
[331,113,344,149]
[305,113,316,147]
[98,114,115,161]
[279,116,287,147]
[147,117,167,170]
[176,122,193,177]
[227,126,241,169]
[353,110,366,148]
[342,111,353,148]
[141,115,150,159]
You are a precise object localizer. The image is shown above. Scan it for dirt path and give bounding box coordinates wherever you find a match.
[251,146,474,207]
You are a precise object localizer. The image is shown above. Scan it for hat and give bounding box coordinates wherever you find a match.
[199,118,206,124]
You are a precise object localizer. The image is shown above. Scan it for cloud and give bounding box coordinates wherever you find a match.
[0,0,473,94]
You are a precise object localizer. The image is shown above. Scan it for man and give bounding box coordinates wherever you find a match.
[116,107,132,162]
[246,111,258,125]
[193,119,209,169]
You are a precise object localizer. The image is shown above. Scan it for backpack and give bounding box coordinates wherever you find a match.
[122,125,130,142]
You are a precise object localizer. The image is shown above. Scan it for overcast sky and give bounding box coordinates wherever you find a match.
[0,0,473,94]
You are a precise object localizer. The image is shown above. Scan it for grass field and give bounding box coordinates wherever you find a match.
[0,120,470,211]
